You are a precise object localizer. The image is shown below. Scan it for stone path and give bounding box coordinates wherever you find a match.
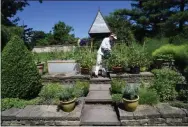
[86,83,111,103]
[81,104,120,126]
[81,77,120,125]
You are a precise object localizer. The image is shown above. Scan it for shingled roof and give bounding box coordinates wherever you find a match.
[88,10,111,35]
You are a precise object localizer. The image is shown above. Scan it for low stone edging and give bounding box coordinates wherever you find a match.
[110,72,154,83]
[118,103,188,126]
[42,74,90,84]
[41,72,155,84]
[1,98,85,126]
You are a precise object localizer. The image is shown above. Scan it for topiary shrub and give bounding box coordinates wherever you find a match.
[2,35,42,99]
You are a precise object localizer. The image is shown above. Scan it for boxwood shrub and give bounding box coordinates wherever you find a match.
[2,35,42,99]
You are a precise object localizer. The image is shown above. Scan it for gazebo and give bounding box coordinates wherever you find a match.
[88,9,112,50]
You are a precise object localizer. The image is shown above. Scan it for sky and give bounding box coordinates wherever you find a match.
[14,1,133,38]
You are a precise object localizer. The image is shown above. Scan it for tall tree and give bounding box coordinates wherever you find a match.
[1,0,42,26]
[113,0,188,41]
[52,21,75,45]
[105,11,135,45]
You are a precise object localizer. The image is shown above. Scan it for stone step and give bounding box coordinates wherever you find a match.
[89,84,111,91]
[85,91,112,103]
[81,104,120,126]
[90,77,111,84]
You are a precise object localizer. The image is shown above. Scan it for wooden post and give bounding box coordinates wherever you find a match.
[90,38,93,52]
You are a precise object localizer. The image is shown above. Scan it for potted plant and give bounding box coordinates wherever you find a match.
[78,52,95,74]
[34,53,44,75]
[58,87,77,112]
[122,84,139,112]
[128,48,142,74]
[107,52,128,73]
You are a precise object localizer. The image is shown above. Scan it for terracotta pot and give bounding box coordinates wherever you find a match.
[37,64,44,75]
[130,66,140,74]
[59,98,76,112]
[81,67,90,74]
[112,66,123,73]
[123,95,139,112]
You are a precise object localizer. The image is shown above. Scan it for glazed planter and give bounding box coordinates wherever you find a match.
[140,67,147,72]
[123,95,139,112]
[59,98,76,112]
[130,66,140,74]
[81,67,90,75]
[112,66,123,73]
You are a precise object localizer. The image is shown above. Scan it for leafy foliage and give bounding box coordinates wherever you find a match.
[122,84,139,100]
[128,43,151,68]
[76,48,96,69]
[112,94,123,103]
[152,44,188,82]
[52,21,77,45]
[1,25,24,50]
[105,12,135,44]
[2,36,42,99]
[178,89,188,103]
[59,87,75,102]
[38,83,64,104]
[74,81,90,97]
[151,68,181,101]
[1,98,41,111]
[107,44,128,69]
[139,88,159,105]
[111,78,126,94]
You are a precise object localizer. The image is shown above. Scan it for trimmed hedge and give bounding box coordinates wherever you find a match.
[2,36,42,99]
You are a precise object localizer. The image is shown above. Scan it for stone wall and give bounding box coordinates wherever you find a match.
[118,103,188,126]
[110,72,154,83]
[2,102,188,126]
[2,99,84,126]
[41,72,154,84]
[32,45,75,53]
[41,74,90,84]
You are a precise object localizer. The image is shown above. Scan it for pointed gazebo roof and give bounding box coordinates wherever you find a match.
[88,10,111,38]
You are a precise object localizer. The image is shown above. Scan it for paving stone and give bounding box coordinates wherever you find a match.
[89,84,110,91]
[166,118,182,123]
[90,77,111,84]
[118,107,134,120]
[16,99,84,120]
[121,119,149,126]
[16,105,48,120]
[2,108,22,120]
[156,103,186,118]
[148,118,166,124]
[55,120,80,126]
[133,105,161,119]
[183,117,188,123]
[85,91,112,103]
[81,104,120,126]
[181,108,188,116]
